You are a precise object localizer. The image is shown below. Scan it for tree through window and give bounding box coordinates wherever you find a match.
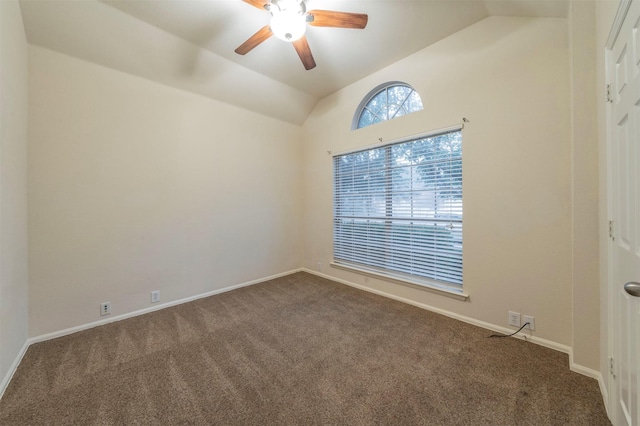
[333,128,463,289]
[353,82,423,129]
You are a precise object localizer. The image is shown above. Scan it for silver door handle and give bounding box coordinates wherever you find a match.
[624,282,640,297]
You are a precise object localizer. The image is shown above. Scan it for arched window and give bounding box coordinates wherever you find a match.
[352,82,423,130]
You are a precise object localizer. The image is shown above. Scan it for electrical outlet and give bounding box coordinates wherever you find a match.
[151,290,160,303]
[317,262,322,272]
[523,315,535,330]
[100,302,111,316]
[508,311,521,327]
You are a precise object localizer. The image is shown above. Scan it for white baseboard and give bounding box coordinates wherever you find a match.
[568,351,602,381]
[0,339,29,401]
[305,268,611,416]
[29,268,303,344]
[1,266,610,418]
[566,351,610,416]
[303,268,572,354]
[0,268,303,399]
[598,373,610,417]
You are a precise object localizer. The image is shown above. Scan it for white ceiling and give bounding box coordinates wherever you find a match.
[19,0,569,124]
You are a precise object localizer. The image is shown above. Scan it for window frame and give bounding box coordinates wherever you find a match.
[351,81,424,130]
[332,126,465,298]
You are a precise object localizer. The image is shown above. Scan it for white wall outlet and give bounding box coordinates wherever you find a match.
[100,302,111,316]
[523,315,535,330]
[151,290,160,303]
[508,311,521,327]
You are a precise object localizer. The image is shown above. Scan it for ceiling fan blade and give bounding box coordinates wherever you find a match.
[241,0,269,10]
[235,26,273,55]
[292,36,316,70]
[307,10,368,29]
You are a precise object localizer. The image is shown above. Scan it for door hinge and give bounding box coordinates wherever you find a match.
[610,357,616,378]
[606,84,613,103]
[609,220,615,241]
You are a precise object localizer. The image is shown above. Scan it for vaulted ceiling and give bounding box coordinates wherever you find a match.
[19,0,569,124]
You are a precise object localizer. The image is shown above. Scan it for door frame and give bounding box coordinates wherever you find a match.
[605,0,634,423]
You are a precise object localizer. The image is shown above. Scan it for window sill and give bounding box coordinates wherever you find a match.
[330,261,469,301]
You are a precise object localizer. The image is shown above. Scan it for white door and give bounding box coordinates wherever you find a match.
[609,1,640,424]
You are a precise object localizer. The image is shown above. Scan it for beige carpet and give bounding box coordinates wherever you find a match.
[0,272,610,425]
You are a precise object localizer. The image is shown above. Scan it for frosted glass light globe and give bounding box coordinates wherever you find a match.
[270,11,306,42]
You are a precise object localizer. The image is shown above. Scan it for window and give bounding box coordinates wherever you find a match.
[353,82,423,130]
[333,129,463,290]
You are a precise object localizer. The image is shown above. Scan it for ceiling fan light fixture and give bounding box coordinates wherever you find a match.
[270,11,306,41]
[236,0,368,70]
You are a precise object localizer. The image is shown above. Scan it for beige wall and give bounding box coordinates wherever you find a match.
[28,46,303,336]
[569,1,600,371]
[0,0,29,389]
[302,17,574,347]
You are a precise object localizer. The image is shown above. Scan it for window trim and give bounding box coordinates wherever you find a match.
[332,125,465,296]
[330,261,469,301]
[351,81,423,130]
[334,125,462,159]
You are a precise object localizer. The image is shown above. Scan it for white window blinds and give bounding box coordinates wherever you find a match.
[333,129,463,288]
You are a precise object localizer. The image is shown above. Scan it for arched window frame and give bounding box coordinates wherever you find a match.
[351,81,424,130]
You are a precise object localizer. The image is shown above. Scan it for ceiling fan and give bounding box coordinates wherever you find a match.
[234,0,368,70]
